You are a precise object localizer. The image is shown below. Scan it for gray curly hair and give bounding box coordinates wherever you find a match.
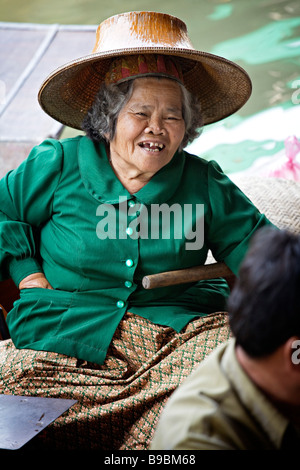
[82,77,203,151]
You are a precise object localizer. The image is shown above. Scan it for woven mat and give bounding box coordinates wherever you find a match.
[232,176,300,234]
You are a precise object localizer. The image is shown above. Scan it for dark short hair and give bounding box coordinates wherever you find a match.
[82,77,203,151]
[228,227,300,357]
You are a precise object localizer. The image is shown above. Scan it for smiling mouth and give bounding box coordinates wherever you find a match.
[139,142,165,152]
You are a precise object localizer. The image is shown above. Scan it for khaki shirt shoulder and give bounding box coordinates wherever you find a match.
[151,339,289,450]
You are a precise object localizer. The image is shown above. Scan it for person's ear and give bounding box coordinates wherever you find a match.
[284,336,300,372]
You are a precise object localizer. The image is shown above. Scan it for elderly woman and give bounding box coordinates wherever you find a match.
[0,12,272,450]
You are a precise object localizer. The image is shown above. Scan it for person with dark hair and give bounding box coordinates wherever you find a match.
[0,12,272,450]
[228,227,300,358]
[151,227,300,450]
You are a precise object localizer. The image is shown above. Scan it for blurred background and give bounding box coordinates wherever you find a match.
[1,0,300,177]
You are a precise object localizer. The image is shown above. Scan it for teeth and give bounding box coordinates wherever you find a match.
[139,142,165,152]
[146,142,164,149]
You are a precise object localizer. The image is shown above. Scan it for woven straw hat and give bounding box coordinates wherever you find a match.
[38,11,252,129]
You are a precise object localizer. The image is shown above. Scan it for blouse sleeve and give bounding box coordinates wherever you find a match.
[205,160,274,275]
[0,139,63,286]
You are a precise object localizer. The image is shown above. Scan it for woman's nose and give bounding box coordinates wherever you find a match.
[145,115,165,134]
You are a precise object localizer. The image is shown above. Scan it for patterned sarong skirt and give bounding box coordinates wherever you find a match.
[0,311,230,450]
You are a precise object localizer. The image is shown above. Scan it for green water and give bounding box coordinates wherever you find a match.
[1,0,300,173]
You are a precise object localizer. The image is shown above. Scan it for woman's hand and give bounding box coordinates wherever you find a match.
[19,273,53,290]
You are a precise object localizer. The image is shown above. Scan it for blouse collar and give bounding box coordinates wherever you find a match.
[78,136,185,205]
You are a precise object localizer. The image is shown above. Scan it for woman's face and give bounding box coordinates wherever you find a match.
[109,77,186,182]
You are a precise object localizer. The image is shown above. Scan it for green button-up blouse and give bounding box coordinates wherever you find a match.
[0,136,271,364]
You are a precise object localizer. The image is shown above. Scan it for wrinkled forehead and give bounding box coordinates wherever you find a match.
[126,76,184,108]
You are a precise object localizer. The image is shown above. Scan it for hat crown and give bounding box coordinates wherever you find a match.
[92,11,195,54]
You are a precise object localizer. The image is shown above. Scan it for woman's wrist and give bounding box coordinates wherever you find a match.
[9,257,43,288]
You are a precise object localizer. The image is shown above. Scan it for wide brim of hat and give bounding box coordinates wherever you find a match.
[38,46,252,130]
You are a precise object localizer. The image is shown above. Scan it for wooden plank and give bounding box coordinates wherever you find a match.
[0,23,96,175]
[0,24,59,117]
[0,26,49,97]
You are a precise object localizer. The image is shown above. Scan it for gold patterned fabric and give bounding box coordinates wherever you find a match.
[0,311,230,450]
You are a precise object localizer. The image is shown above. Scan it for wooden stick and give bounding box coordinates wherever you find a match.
[142,262,233,289]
